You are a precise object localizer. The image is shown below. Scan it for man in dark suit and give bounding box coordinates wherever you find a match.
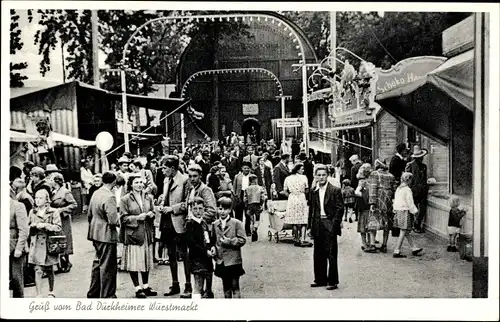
[197,150,211,183]
[210,146,222,166]
[349,155,362,221]
[149,159,165,198]
[254,157,272,198]
[298,152,314,188]
[272,153,291,200]
[308,165,344,290]
[87,171,120,298]
[389,143,408,184]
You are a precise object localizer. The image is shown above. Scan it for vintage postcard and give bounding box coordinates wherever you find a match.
[1,1,498,320]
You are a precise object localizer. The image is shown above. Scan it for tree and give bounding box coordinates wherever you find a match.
[30,10,252,131]
[10,9,29,87]
[31,10,251,93]
[281,11,470,71]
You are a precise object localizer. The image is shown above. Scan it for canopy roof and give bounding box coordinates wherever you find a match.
[10,130,96,147]
[427,49,474,111]
[376,52,474,144]
[11,81,189,113]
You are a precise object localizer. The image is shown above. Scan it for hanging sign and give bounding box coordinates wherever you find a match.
[242,103,259,115]
[277,118,303,128]
[375,56,446,101]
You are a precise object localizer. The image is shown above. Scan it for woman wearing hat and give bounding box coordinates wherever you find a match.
[404,146,429,234]
[50,172,77,273]
[80,159,94,214]
[116,156,132,196]
[368,159,396,253]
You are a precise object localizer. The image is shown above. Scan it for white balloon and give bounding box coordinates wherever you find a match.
[95,131,114,152]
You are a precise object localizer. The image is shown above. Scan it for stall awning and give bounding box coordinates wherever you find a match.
[106,91,188,112]
[427,49,474,111]
[311,121,372,132]
[10,130,96,147]
[375,53,473,144]
[11,81,191,114]
[10,131,39,143]
[50,132,96,147]
[309,140,332,154]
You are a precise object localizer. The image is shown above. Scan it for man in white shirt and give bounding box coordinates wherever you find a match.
[308,165,344,291]
[232,161,252,232]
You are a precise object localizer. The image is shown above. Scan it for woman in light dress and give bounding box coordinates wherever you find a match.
[392,172,423,258]
[283,163,312,247]
[119,176,158,298]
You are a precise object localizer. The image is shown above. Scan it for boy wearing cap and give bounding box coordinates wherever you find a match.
[244,174,267,241]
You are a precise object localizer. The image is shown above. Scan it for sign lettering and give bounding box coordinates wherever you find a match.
[242,103,259,115]
[375,56,446,101]
[277,118,303,128]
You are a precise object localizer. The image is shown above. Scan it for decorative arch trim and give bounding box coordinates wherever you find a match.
[180,67,284,98]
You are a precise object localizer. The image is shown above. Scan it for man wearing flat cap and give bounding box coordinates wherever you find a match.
[30,167,53,199]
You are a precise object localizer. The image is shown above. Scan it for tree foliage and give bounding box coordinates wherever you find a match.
[10,9,28,87]
[282,11,471,71]
[30,10,251,96]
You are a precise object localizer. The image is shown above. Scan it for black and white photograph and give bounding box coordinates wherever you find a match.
[1,1,498,320]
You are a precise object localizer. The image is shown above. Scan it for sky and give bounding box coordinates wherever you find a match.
[13,10,107,87]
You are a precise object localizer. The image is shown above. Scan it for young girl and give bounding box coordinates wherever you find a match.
[341,179,355,223]
[28,189,62,298]
[355,163,375,252]
[212,197,246,298]
[392,172,423,258]
[185,197,215,299]
[447,195,466,252]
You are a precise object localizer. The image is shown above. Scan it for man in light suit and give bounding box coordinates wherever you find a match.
[243,145,259,169]
[87,171,120,298]
[308,165,344,291]
[159,155,192,298]
[272,153,291,200]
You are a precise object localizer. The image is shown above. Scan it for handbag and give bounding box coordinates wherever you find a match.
[47,235,67,255]
[46,210,67,255]
[367,208,381,231]
[391,226,401,237]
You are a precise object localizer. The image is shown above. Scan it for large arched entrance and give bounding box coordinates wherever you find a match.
[175,12,318,144]
[241,117,261,144]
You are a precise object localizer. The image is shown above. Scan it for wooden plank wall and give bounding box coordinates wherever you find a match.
[376,111,399,163]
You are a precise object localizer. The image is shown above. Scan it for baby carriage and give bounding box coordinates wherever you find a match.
[267,200,296,243]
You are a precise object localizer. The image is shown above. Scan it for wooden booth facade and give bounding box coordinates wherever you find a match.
[172,12,318,145]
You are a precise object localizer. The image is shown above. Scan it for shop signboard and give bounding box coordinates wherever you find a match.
[375,56,447,101]
[277,118,303,128]
[442,15,474,57]
[242,103,259,115]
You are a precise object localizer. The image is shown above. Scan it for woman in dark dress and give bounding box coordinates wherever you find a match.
[50,173,77,273]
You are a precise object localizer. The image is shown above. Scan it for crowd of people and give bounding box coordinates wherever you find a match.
[9,133,467,299]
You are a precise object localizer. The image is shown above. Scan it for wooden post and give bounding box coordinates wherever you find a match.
[91,10,99,87]
[472,12,488,298]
